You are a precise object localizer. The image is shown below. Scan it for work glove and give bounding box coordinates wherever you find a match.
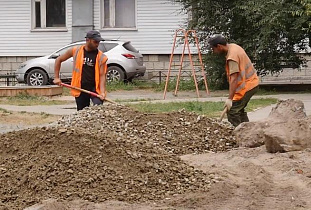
[224,99,233,111]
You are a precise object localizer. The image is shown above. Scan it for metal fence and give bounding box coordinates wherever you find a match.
[0,73,17,86]
[0,70,202,86]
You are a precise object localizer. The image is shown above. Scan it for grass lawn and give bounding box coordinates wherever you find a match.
[127,98,278,117]
[0,93,70,106]
[0,80,289,114]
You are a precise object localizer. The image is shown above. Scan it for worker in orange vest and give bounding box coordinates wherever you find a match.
[208,34,259,127]
[53,30,108,111]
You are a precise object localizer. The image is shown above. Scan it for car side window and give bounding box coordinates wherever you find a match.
[104,43,118,52]
[98,43,107,52]
[123,42,138,53]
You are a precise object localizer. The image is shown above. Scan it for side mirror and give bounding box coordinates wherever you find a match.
[50,53,60,59]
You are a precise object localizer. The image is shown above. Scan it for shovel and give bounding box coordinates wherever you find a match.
[219,107,228,122]
[60,83,116,104]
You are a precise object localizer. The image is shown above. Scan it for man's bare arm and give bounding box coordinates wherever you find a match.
[53,49,73,85]
[99,62,107,100]
[228,72,239,100]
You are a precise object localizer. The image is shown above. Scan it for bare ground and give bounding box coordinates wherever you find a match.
[0,110,59,133]
[0,104,311,210]
[24,147,311,210]
[180,147,311,210]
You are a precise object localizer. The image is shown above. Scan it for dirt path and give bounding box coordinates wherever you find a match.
[0,110,59,133]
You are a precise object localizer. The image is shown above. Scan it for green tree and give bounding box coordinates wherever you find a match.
[174,0,311,88]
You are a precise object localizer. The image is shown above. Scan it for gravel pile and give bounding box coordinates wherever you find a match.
[0,104,237,209]
[57,104,237,155]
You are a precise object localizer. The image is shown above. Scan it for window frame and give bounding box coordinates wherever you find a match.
[31,0,68,32]
[101,0,137,31]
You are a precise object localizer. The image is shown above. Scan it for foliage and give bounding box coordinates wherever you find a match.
[156,78,208,91]
[106,79,213,92]
[204,53,228,90]
[173,0,310,88]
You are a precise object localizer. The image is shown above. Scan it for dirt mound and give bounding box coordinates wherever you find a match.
[0,104,236,209]
[25,146,311,210]
[235,99,311,152]
[57,104,237,155]
[268,98,306,121]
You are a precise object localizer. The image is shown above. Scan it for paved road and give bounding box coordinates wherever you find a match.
[0,90,310,122]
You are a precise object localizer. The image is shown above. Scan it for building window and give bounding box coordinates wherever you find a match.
[102,0,136,29]
[32,0,66,29]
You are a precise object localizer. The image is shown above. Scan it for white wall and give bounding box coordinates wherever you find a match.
[94,0,192,55]
[0,0,193,57]
[0,0,72,56]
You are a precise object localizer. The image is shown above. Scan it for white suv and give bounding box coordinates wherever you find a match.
[15,40,146,86]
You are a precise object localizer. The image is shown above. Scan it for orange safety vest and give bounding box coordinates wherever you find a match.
[71,45,108,97]
[226,44,259,101]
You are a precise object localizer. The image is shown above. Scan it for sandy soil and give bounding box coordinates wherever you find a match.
[1,103,311,210]
[180,147,311,210]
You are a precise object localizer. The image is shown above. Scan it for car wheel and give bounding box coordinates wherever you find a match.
[26,69,48,86]
[107,66,125,82]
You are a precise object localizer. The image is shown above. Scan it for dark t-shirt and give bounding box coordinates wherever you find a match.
[81,48,98,90]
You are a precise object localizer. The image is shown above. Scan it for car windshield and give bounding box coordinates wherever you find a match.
[123,42,138,53]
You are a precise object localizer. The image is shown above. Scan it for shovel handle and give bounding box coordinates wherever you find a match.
[61,83,99,97]
[219,107,228,122]
[60,83,116,104]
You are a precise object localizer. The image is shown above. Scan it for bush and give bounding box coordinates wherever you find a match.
[204,53,229,90]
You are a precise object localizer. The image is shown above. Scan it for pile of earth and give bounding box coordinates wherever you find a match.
[57,104,236,155]
[0,104,236,209]
[235,99,311,152]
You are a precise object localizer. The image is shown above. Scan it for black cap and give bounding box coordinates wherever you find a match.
[85,30,105,42]
[207,34,227,48]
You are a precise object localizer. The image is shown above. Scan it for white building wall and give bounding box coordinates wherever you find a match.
[94,0,191,55]
[0,0,191,57]
[0,0,72,57]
